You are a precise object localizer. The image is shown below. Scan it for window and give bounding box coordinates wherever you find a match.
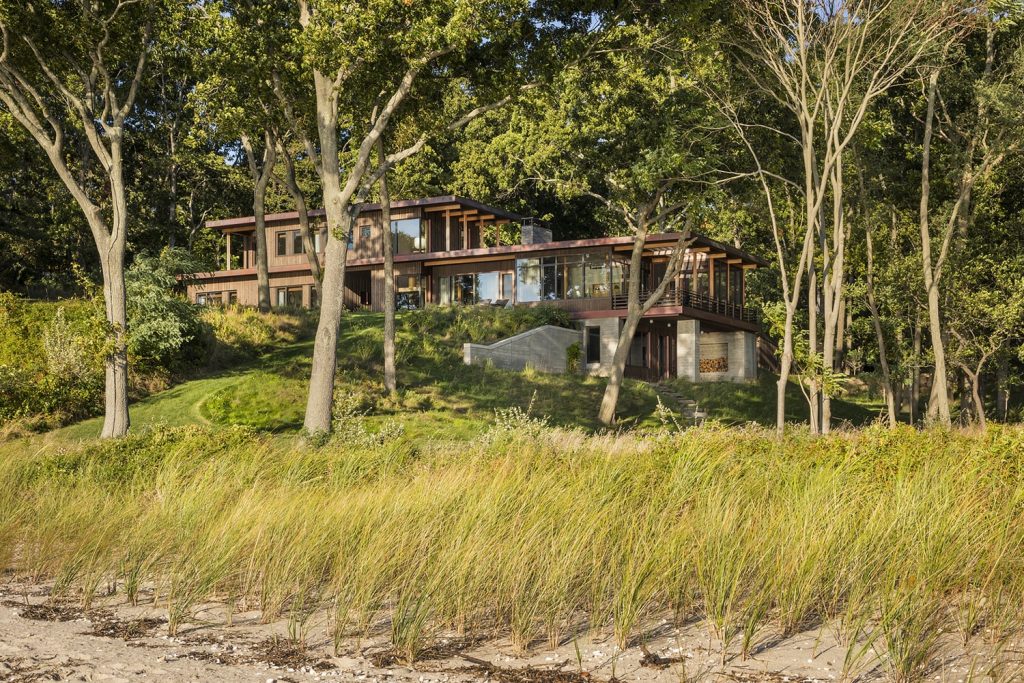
[227,291,238,305]
[437,271,506,305]
[395,275,423,310]
[361,225,371,240]
[293,230,305,255]
[694,252,709,296]
[730,266,743,306]
[276,286,303,308]
[476,272,500,303]
[515,253,624,303]
[276,232,288,257]
[392,218,425,254]
[586,326,601,364]
[501,272,513,300]
[347,230,353,248]
[314,229,326,253]
[196,293,207,305]
[713,260,728,301]
[310,286,319,309]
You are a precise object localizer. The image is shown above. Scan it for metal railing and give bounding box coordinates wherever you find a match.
[611,287,760,325]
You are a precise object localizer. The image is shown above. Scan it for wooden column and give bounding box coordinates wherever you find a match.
[225,232,231,271]
[445,210,451,252]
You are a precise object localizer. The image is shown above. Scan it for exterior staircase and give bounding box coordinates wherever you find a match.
[654,385,708,426]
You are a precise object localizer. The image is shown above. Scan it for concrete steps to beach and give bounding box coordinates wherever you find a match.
[654,385,707,425]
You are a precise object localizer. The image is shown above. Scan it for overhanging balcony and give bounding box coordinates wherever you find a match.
[611,287,760,326]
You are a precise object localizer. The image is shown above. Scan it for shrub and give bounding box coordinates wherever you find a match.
[565,342,581,374]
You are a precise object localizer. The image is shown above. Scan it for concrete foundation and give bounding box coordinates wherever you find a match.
[581,317,620,376]
[464,325,582,374]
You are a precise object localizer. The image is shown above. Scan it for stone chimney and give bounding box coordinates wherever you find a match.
[520,218,552,245]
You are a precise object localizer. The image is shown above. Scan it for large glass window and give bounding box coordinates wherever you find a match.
[292,231,304,255]
[730,266,743,306]
[713,260,728,301]
[276,232,288,257]
[393,218,425,255]
[694,253,709,297]
[516,258,542,302]
[515,253,624,302]
[476,272,500,303]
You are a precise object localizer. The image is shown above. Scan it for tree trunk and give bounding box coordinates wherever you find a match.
[996,357,1009,422]
[599,227,648,426]
[99,239,130,438]
[807,247,821,434]
[911,314,922,425]
[971,370,986,429]
[866,224,897,426]
[302,68,354,435]
[919,69,952,426]
[378,136,397,395]
[776,304,797,435]
[278,143,323,297]
[599,222,691,426]
[241,132,277,313]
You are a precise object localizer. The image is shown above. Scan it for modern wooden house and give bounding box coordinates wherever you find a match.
[188,196,769,382]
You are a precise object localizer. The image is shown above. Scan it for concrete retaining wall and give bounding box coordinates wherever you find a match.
[464,325,583,374]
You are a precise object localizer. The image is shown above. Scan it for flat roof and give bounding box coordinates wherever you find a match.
[205,195,526,230]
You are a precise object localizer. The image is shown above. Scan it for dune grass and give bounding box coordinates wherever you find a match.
[1,423,1022,681]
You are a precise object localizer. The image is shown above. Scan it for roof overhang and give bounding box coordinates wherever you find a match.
[205,195,525,231]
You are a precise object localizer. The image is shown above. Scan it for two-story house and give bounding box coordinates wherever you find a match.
[187,195,769,382]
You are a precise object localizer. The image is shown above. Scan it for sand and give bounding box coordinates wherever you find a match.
[0,580,1015,682]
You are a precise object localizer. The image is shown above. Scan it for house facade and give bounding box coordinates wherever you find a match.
[187,195,769,382]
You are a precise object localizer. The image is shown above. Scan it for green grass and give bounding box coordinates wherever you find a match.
[1,424,1022,679]
[39,307,886,444]
[36,308,662,443]
[666,374,884,427]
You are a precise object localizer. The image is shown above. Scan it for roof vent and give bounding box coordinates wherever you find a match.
[520,218,552,245]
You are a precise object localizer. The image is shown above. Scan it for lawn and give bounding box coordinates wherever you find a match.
[42,308,884,444]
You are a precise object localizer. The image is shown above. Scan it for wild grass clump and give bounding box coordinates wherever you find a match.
[0,423,1022,681]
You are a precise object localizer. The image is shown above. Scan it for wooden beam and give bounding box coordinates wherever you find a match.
[742,263,758,270]
[423,203,462,212]
[726,258,743,264]
[708,253,727,259]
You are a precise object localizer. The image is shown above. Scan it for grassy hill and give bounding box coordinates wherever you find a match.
[8,302,884,444]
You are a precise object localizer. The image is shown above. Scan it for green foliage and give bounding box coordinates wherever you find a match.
[565,342,581,374]
[125,249,209,371]
[0,293,106,424]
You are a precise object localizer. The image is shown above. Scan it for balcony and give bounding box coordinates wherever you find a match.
[611,287,760,325]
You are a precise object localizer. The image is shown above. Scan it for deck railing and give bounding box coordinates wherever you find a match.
[611,287,760,325]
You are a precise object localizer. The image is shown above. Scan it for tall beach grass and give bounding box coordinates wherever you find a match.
[0,423,1022,680]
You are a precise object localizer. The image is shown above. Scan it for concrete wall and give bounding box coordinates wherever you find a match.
[677,319,700,381]
[464,325,582,374]
[581,317,620,376]
[698,330,757,382]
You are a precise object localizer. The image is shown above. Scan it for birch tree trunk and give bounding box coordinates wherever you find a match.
[866,223,897,426]
[378,136,397,395]
[919,69,952,425]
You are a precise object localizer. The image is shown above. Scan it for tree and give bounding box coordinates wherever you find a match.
[0,0,171,437]
[916,5,1024,425]
[282,0,543,435]
[724,0,966,434]
[449,4,721,424]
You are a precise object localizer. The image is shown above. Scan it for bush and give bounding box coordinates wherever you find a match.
[125,249,208,371]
